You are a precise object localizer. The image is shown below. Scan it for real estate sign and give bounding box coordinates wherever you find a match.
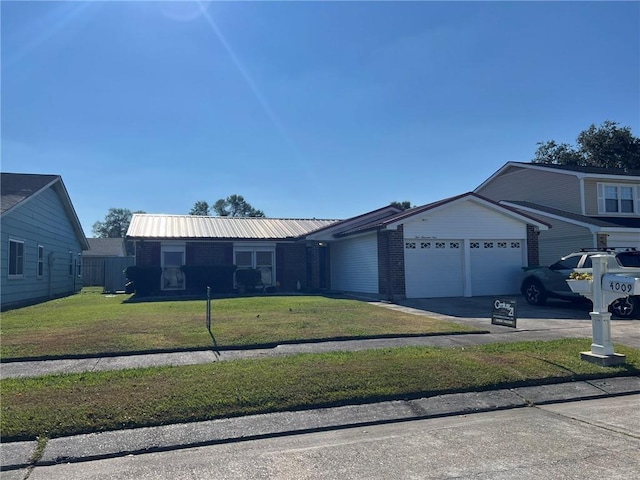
[491,298,517,328]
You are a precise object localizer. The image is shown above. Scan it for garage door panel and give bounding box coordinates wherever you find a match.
[405,240,464,298]
[470,240,522,296]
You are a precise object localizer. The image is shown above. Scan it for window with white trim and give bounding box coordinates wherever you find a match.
[68,251,73,276]
[38,245,45,277]
[234,248,275,286]
[76,253,82,277]
[598,183,638,214]
[9,239,25,278]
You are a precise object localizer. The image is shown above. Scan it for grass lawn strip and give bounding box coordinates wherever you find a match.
[2,339,638,441]
[0,290,480,359]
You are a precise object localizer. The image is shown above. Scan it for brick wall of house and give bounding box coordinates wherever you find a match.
[378,226,405,300]
[186,242,233,265]
[276,243,307,291]
[135,241,161,266]
[526,225,540,266]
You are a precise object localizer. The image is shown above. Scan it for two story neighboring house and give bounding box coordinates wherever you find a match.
[475,162,640,266]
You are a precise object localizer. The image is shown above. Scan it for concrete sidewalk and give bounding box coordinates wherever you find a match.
[3,376,639,473]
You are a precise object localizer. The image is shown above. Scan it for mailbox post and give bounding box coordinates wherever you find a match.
[567,254,631,366]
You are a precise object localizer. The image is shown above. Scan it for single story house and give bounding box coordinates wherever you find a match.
[127,192,548,299]
[1,172,89,310]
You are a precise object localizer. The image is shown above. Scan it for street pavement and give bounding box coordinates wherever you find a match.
[2,295,639,476]
[6,394,640,479]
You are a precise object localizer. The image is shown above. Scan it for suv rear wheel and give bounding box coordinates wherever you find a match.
[522,278,548,306]
[609,296,639,319]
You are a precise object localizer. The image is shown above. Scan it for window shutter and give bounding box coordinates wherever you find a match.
[597,183,605,214]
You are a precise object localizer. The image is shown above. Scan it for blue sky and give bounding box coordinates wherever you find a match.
[2,1,639,236]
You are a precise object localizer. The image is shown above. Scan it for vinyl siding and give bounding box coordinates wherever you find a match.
[477,167,583,213]
[403,201,527,239]
[536,221,594,266]
[330,234,379,294]
[1,186,84,309]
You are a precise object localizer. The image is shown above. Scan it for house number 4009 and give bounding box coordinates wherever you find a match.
[608,281,633,293]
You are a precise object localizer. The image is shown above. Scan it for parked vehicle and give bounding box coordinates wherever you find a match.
[520,248,640,318]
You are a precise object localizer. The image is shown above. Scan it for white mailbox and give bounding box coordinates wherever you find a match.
[602,274,640,296]
[564,255,631,366]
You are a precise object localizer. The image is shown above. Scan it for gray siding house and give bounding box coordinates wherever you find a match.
[1,173,89,310]
[475,162,640,265]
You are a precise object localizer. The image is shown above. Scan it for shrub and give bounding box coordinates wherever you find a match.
[180,265,237,294]
[235,268,262,291]
[124,266,162,297]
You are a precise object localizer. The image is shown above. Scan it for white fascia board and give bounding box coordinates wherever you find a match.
[385,195,549,231]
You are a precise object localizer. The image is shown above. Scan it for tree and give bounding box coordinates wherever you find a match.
[532,120,640,170]
[390,201,412,210]
[190,201,210,216]
[92,208,144,238]
[211,195,265,217]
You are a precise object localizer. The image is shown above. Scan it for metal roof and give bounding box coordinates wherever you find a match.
[127,214,341,240]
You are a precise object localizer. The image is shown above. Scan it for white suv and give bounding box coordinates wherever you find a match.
[520,249,640,318]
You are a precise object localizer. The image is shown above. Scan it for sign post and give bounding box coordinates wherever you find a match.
[206,286,212,332]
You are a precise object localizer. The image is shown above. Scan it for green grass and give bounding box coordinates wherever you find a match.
[0,289,480,359]
[2,339,638,441]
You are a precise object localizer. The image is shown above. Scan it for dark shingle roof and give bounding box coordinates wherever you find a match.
[504,201,640,228]
[511,162,640,177]
[1,173,60,214]
[85,238,127,257]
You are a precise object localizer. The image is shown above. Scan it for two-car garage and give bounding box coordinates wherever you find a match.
[404,238,524,298]
[321,194,548,299]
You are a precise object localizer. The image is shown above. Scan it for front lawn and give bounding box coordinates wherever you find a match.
[2,339,638,441]
[0,289,480,359]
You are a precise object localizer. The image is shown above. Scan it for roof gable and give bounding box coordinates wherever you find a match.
[1,173,60,215]
[333,193,549,238]
[1,172,89,250]
[476,161,640,192]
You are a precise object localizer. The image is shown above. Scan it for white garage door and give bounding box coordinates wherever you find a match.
[404,240,464,298]
[330,234,379,294]
[470,240,523,296]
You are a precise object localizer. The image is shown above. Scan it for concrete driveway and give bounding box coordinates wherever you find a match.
[394,295,640,349]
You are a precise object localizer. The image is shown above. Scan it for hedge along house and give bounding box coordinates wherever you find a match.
[306,193,550,300]
[1,173,89,310]
[125,214,340,294]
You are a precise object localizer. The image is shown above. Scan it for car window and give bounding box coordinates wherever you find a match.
[551,255,582,270]
[617,252,640,267]
[581,256,592,268]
